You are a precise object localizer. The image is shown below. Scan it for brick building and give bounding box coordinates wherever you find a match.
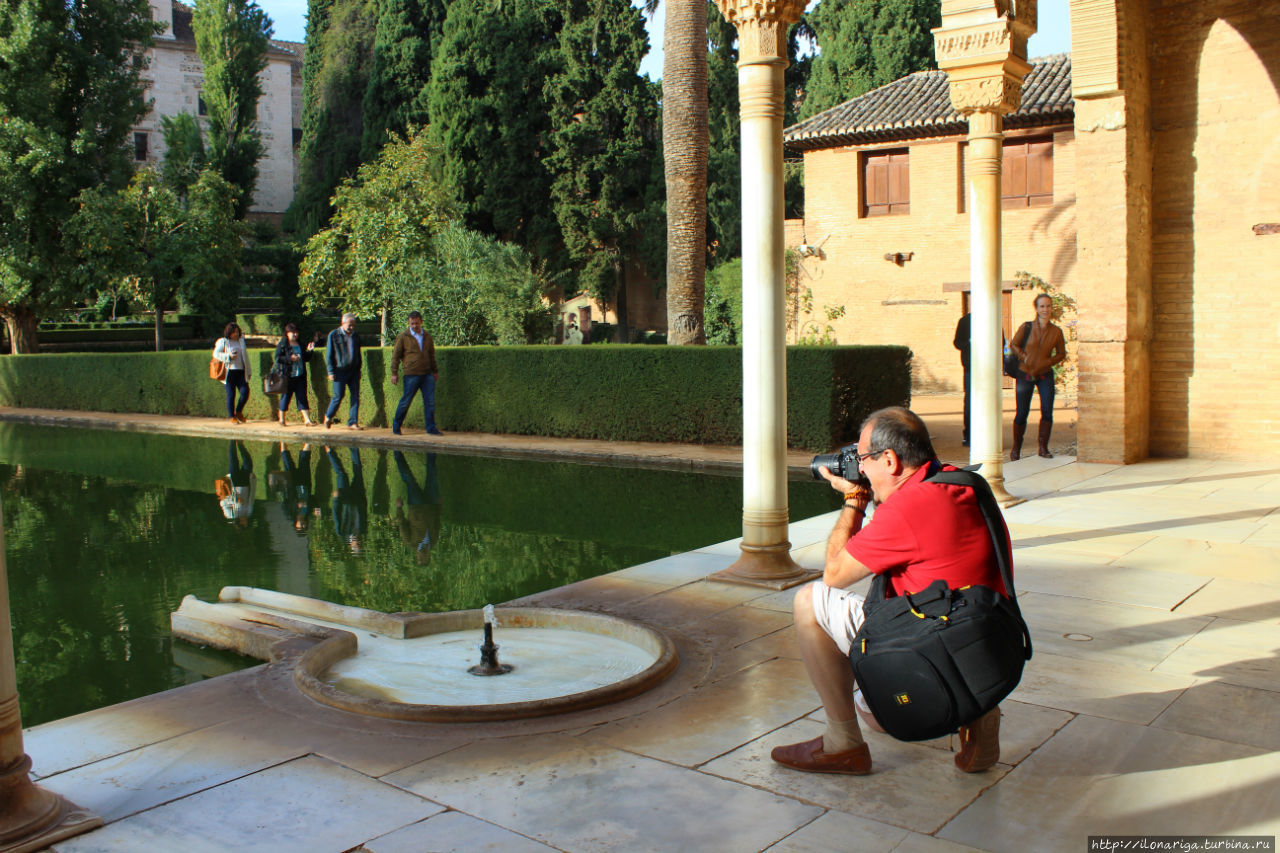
[787,0,1280,462]
[138,0,303,219]
[784,54,1075,396]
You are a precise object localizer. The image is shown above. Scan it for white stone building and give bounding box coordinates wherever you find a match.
[138,0,303,219]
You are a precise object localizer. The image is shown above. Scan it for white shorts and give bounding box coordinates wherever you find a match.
[809,580,868,657]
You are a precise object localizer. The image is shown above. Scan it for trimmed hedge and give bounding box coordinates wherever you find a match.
[0,344,910,450]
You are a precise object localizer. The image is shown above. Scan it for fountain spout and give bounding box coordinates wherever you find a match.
[468,606,513,676]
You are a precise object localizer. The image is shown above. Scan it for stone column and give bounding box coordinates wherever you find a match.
[0,503,100,852]
[710,0,816,589]
[934,0,1037,505]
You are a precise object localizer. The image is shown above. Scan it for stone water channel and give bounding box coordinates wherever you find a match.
[0,422,831,727]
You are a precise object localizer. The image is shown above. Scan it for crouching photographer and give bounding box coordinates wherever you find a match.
[773,406,1017,776]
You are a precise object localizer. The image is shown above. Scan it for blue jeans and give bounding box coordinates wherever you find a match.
[393,373,436,432]
[225,369,249,417]
[1014,372,1055,427]
[280,374,310,413]
[325,372,360,424]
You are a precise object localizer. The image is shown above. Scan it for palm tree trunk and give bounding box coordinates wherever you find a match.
[663,0,709,346]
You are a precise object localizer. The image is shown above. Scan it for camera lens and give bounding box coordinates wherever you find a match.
[809,453,840,480]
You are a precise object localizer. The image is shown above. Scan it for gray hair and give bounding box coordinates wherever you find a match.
[861,407,936,468]
[342,312,357,323]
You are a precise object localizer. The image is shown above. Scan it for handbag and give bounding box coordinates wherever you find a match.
[1003,322,1030,378]
[209,357,226,381]
[214,477,232,499]
[263,366,287,395]
[847,466,1032,742]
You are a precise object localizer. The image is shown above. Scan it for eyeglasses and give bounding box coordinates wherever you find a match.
[853,447,888,465]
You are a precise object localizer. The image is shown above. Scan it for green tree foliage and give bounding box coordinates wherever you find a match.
[545,0,662,307]
[160,112,207,197]
[799,0,940,120]
[290,0,447,238]
[192,0,273,218]
[427,0,562,263]
[359,0,447,160]
[428,0,659,305]
[299,130,550,345]
[411,223,554,345]
[0,0,160,352]
[703,257,742,345]
[287,0,376,236]
[68,169,243,351]
[299,130,454,326]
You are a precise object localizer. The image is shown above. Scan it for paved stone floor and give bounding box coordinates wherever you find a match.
[13,399,1278,853]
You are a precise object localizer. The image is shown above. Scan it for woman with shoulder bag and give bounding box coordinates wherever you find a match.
[213,322,252,424]
[1008,294,1067,460]
[274,323,316,427]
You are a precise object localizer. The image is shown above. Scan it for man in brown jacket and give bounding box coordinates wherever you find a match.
[390,311,442,436]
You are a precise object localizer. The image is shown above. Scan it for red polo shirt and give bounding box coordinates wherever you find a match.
[846,463,1010,597]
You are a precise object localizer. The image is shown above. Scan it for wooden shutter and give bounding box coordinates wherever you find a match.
[864,149,909,216]
[1002,138,1053,208]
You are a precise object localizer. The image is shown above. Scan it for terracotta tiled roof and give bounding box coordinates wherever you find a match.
[784,53,1073,152]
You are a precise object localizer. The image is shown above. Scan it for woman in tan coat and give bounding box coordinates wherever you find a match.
[1008,293,1067,459]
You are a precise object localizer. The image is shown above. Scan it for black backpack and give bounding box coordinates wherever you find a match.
[847,466,1032,742]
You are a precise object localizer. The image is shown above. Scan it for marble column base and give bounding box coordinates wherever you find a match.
[711,544,819,590]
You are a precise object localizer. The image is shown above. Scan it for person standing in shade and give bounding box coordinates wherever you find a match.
[324,313,363,430]
[1008,293,1067,460]
[954,313,1006,449]
[953,312,972,447]
[390,310,442,436]
[213,322,251,424]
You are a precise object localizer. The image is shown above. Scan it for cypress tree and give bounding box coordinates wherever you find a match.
[800,0,940,120]
[287,0,376,236]
[545,0,662,308]
[359,0,447,160]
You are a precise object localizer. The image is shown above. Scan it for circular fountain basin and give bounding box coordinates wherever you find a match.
[296,607,678,722]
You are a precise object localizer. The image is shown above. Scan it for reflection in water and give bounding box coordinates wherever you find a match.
[0,423,831,727]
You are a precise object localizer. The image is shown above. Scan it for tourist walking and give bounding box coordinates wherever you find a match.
[1008,293,1067,460]
[323,313,363,430]
[390,310,442,436]
[274,323,316,427]
[213,322,251,424]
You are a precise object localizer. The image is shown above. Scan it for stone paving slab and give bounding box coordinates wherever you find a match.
[362,811,557,853]
[703,718,1010,836]
[936,715,1280,852]
[383,733,824,853]
[56,755,440,853]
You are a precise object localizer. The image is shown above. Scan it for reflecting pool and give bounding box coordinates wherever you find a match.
[0,423,832,727]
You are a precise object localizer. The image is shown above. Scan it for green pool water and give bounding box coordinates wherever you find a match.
[0,423,832,728]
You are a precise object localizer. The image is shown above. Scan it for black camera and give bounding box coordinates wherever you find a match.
[810,444,871,488]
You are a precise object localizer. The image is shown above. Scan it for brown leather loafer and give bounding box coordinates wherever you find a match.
[771,736,871,775]
[955,707,1001,773]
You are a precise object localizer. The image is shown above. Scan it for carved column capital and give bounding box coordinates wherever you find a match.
[933,0,1036,115]
[948,70,1029,115]
[714,0,806,63]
